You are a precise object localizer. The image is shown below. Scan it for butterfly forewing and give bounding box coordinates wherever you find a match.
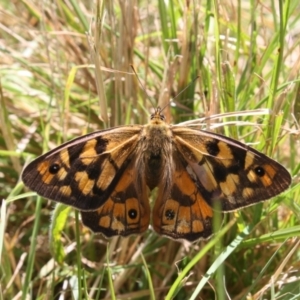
[172,127,291,211]
[22,126,142,211]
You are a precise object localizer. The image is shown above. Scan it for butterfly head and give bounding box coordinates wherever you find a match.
[150,107,166,124]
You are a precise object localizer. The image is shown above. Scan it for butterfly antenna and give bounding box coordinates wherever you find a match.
[160,75,200,112]
[130,65,156,109]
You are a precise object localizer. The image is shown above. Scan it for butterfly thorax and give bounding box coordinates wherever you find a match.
[140,110,173,190]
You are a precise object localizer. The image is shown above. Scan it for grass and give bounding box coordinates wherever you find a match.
[1,0,300,299]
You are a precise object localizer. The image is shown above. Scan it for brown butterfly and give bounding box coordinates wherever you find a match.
[22,108,291,241]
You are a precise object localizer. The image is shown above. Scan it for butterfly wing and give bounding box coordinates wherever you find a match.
[22,125,151,237]
[172,127,291,209]
[152,126,291,241]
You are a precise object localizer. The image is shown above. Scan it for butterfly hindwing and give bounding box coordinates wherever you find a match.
[81,159,150,237]
[22,126,142,211]
[152,150,214,241]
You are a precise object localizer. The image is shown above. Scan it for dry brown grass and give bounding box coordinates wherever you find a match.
[1,1,300,299]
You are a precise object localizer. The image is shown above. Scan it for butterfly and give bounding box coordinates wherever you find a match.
[22,107,291,241]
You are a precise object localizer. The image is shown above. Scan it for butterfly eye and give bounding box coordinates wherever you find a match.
[254,166,265,177]
[49,163,61,174]
[128,209,138,219]
[165,209,175,220]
